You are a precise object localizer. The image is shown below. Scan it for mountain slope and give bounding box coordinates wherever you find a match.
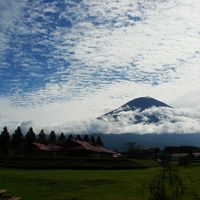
[98,97,172,124]
[123,97,171,109]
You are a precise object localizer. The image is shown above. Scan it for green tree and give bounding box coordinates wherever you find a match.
[25,127,36,145]
[75,134,81,140]
[37,129,47,144]
[124,142,138,156]
[48,131,56,144]
[11,126,24,153]
[0,127,10,154]
[90,135,96,145]
[58,132,66,144]
[144,164,184,200]
[96,136,103,146]
[125,142,137,152]
[67,134,73,141]
[83,134,89,142]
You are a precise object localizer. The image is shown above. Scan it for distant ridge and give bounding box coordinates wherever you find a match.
[97,133,200,151]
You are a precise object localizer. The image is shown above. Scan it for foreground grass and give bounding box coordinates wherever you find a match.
[0,165,199,200]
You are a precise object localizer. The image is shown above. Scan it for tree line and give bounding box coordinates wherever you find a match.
[0,126,103,155]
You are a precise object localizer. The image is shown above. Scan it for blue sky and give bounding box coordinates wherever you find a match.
[0,0,200,133]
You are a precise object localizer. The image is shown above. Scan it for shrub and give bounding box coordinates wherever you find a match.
[143,164,184,200]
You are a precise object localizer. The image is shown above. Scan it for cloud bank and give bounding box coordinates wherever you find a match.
[0,0,200,133]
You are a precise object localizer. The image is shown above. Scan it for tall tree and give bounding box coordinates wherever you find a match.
[0,127,10,154]
[25,127,36,145]
[48,131,56,144]
[37,129,47,144]
[90,135,96,145]
[144,164,183,200]
[75,134,81,141]
[96,136,103,146]
[67,134,73,141]
[124,142,137,156]
[11,126,24,153]
[58,132,65,144]
[83,134,89,142]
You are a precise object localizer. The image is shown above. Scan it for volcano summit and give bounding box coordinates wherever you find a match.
[98,97,173,124]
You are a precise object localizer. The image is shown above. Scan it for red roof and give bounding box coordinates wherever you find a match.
[95,146,116,154]
[33,141,117,154]
[66,140,116,154]
[33,143,62,152]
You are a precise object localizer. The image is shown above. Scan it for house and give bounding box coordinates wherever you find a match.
[130,148,160,160]
[164,146,200,154]
[62,140,120,157]
[164,146,200,161]
[26,143,63,155]
[23,141,120,158]
[33,143,62,151]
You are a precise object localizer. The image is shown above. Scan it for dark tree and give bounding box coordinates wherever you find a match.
[75,134,82,140]
[125,142,137,155]
[67,134,73,141]
[144,164,184,200]
[25,127,36,145]
[83,134,89,142]
[0,127,10,154]
[11,126,24,153]
[90,135,96,145]
[96,136,103,146]
[48,131,56,144]
[58,132,66,144]
[37,129,47,144]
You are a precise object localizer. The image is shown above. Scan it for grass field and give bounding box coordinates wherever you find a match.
[0,156,159,169]
[0,165,200,200]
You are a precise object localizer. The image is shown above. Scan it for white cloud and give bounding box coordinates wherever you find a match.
[0,0,26,61]
[1,80,200,134]
[17,0,200,106]
[0,0,200,133]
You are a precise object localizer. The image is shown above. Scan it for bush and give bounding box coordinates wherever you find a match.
[143,164,184,200]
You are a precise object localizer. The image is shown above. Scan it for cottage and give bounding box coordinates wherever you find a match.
[29,143,63,155]
[164,146,200,161]
[62,140,119,157]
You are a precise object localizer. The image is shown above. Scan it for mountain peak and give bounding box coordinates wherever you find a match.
[98,97,172,123]
[123,96,171,111]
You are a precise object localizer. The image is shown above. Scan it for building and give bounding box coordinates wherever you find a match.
[164,146,200,161]
[30,143,63,155]
[23,140,121,158]
[62,140,120,157]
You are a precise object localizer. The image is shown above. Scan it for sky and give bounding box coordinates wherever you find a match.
[0,0,200,133]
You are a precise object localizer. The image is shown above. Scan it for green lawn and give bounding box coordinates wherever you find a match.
[0,165,199,200]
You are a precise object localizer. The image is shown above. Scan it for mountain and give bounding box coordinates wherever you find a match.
[98,97,172,124]
[95,133,200,151]
[94,97,200,150]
